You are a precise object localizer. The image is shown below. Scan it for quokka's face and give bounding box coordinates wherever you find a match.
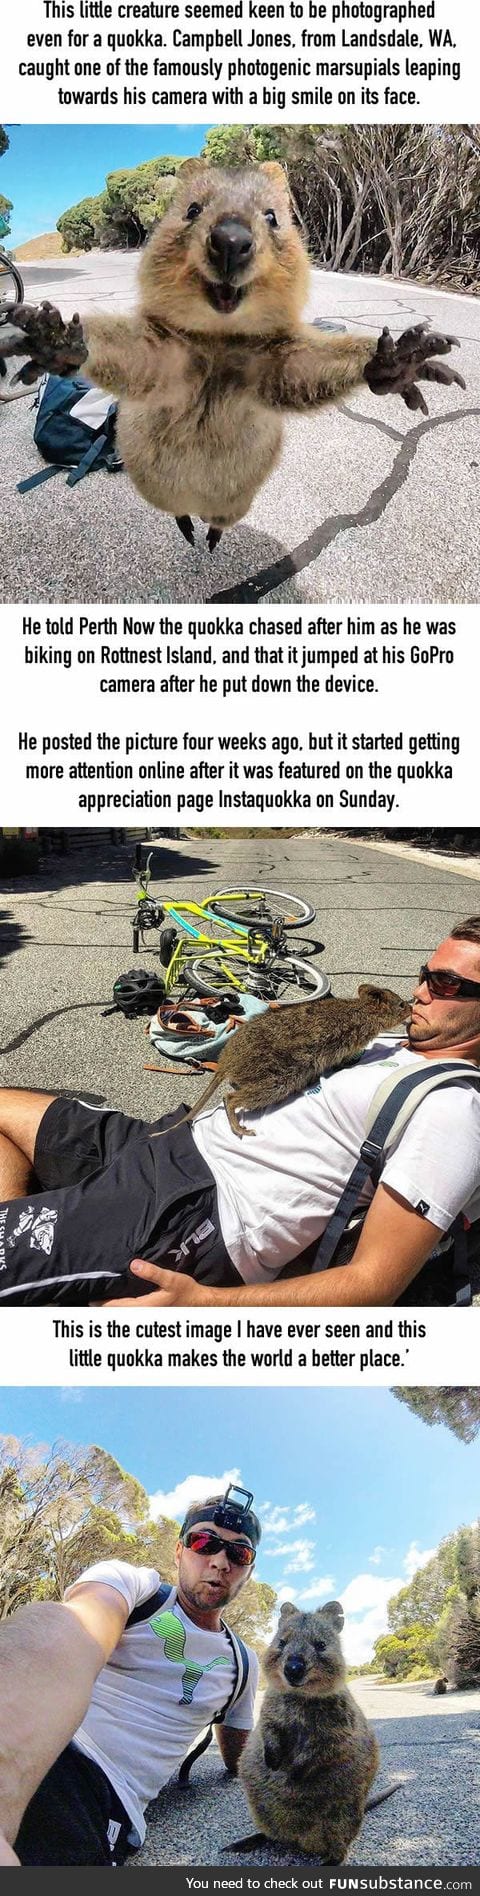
[357,985,408,1025]
[263,1602,347,1698]
[139,161,310,336]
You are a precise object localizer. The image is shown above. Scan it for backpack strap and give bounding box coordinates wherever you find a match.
[18,464,64,494]
[310,1060,480,1304]
[126,1581,174,1627]
[66,431,109,485]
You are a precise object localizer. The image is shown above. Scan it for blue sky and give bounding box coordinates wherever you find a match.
[3,1388,479,1661]
[1,126,211,249]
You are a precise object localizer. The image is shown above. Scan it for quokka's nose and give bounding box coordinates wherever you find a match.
[208,220,254,277]
[283,1654,307,1685]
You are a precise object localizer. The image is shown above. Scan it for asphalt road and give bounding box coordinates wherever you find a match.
[1,254,479,605]
[2,827,480,1302]
[125,1678,480,1868]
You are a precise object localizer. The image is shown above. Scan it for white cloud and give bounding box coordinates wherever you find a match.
[403,1540,436,1580]
[276,1585,299,1606]
[149,1468,243,1523]
[264,1537,316,1573]
[369,1545,387,1566]
[259,1502,316,1536]
[295,1576,336,1603]
[59,1388,83,1404]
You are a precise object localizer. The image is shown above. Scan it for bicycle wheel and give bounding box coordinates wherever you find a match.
[185,950,330,1005]
[206,886,316,931]
[0,253,24,311]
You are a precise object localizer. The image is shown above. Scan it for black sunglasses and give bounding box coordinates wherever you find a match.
[181,1528,255,1568]
[418,963,480,1000]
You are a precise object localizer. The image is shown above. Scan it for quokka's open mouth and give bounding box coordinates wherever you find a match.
[204,280,248,316]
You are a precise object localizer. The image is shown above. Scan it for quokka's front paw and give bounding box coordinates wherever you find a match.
[0,301,88,384]
[364,322,465,414]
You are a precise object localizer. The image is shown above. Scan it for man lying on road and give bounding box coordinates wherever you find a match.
[0,1485,260,1866]
[1,920,480,1308]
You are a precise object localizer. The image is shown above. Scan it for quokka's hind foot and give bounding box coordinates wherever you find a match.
[175,513,195,547]
[207,525,223,552]
[223,1833,270,1854]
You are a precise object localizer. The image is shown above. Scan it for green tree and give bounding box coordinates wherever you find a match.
[0,1435,151,1618]
[57,195,105,252]
[373,1623,434,1680]
[0,195,12,235]
[57,157,182,253]
[393,1389,480,1443]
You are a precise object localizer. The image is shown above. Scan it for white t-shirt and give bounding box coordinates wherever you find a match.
[191,1036,480,1282]
[65,1559,258,1846]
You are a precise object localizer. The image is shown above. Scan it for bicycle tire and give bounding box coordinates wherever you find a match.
[184,951,330,1004]
[206,887,316,931]
[0,254,24,312]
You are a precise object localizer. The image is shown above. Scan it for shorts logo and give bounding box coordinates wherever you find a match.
[8,1205,59,1256]
[167,1218,215,1267]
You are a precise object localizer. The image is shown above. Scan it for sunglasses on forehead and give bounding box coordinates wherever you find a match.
[181,1528,255,1567]
[419,964,480,1000]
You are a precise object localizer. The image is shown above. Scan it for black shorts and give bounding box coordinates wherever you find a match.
[16,1741,134,1867]
[0,1097,238,1305]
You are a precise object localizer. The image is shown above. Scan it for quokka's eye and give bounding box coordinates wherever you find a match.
[185,202,202,223]
[264,208,278,227]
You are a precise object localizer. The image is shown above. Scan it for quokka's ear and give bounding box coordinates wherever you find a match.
[260,161,289,193]
[321,1600,345,1632]
[177,157,208,181]
[279,1601,300,1622]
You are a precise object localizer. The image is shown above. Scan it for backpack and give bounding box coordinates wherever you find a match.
[17,373,123,493]
[304,1060,480,1306]
[104,970,167,1019]
[148,991,268,1065]
[126,1583,250,1784]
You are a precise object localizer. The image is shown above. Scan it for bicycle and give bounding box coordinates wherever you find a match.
[0,250,28,401]
[131,858,330,1005]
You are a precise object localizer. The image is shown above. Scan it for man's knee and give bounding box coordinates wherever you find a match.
[0,1091,57,1165]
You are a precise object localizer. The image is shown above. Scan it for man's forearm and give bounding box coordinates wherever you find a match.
[0,1603,105,1844]
[206,1258,388,1308]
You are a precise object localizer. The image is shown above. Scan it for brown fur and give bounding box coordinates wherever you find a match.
[238,1600,384,1861]
[82,162,376,530]
[3,163,464,514]
[168,983,406,1138]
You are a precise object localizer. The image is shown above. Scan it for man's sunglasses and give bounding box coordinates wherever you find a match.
[181,1528,255,1567]
[418,963,480,1000]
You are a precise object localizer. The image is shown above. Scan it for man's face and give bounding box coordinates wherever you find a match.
[409,935,480,1054]
[175,1519,254,1617]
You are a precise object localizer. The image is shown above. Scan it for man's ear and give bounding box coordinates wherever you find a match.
[178,157,208,181]
[261,161,289,193]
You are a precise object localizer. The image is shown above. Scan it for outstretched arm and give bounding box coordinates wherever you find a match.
[102,1185,444,1308]
[0,1582,128,1850]
[0,303,161,399]
[254,322,465,416]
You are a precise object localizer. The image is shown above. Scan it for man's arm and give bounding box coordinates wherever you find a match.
[215,1727,251,1774]
[105,1185,444,1308]
[0,1582,128,1849]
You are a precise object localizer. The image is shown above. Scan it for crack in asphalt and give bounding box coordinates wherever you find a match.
[208,404,480,607]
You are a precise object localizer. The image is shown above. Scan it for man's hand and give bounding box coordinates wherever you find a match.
[101,1262,215,1307]
[0,301,87,385]
[364,322,465,414]
[0,1831,20,1866]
